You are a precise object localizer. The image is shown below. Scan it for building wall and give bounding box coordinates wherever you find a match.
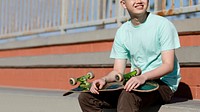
[0,18,199,99]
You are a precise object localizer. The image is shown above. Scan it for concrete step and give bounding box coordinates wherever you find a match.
[158,100,200,112]
[0,87,82,112]
[0,87,199,112]
[104,98,200,112]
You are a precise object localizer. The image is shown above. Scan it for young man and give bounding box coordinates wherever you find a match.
[78,0,181,112]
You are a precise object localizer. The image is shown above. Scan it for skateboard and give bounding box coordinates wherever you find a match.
[63,68,159,96]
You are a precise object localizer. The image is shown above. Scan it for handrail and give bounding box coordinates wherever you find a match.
[0,0,200,39]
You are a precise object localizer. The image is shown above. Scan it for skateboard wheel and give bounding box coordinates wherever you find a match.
[69,78,77,86]
[133,68,142,76]
[87,72,94,79]
[115,73,123,82]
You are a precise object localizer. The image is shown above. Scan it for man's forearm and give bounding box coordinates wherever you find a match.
[102,70,120,83]
[102,59,127,82]
[143,63,174,81]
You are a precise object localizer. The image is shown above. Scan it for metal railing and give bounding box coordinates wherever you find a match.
[0,0,200,39]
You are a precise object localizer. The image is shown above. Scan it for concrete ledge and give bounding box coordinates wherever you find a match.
[158,100,200,112]
[0,18,199,50]
[172,18,200,33]
[0,52,113,67]
[176,46,200,64]
[0,28,116,50]
[0,47,199,68]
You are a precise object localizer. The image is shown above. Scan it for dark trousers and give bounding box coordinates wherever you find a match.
[78,80,173,112]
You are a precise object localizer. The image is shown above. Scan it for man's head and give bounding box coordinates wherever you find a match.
[120,0,149,16]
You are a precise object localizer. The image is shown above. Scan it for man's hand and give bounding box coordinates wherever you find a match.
[90,78,106,94]
[124,75,147,92]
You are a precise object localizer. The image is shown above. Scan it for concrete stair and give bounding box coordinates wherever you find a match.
[0,87,199,112]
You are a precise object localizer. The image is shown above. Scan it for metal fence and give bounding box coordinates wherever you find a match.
[0,0,200,39]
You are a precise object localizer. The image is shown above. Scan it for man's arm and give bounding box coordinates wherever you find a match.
[124,49,175,91]
[144,49,175,80]
[102,59,127,82]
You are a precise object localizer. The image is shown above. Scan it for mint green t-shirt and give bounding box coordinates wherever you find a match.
[110,13,181,92]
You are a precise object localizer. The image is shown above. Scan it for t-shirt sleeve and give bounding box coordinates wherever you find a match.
[159,20,180,51]
[110,30,129,59]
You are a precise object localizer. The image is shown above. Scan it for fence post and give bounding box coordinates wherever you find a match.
[96,0,105,30]
[116,0,122,27]
[60,0,68,33]
[154,0,163,11]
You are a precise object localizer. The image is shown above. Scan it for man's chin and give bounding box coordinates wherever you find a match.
[132,11,146,16]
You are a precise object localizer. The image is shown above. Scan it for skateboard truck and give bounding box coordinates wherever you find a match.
[69,72,94,91]
[115,67,141,83]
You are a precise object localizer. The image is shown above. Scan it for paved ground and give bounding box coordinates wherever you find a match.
[0,87,200,112]
[0,87,82,112]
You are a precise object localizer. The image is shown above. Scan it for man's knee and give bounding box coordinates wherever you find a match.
[118,90,139,102]
[117,90,141,112]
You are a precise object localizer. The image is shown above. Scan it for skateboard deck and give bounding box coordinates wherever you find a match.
[63,68,159,96]
[63,81,159,96]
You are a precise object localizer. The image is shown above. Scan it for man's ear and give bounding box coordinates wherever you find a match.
[120,0,126,9]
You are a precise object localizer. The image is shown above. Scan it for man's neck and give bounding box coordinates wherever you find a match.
[131,12,148,26]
